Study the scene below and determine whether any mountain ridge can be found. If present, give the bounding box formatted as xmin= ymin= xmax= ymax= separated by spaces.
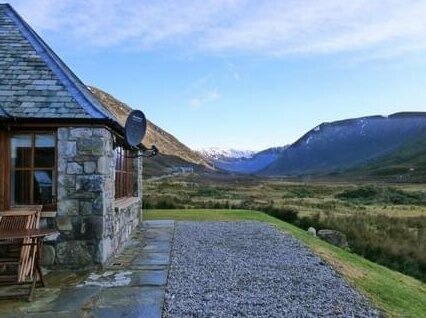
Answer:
xmin=196 ymin=112 xmax=426 ymax=179
xmin=88 ymin=86 xmax=214 ymax=176
xmin=87 ymin=89 xmax=426 ymax=181
xmin=261 ymin=112 xmax=426 ymax=176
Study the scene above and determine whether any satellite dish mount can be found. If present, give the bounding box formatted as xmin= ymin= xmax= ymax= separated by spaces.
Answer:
xmin=124 ymin=110 xmax=158 ymax=157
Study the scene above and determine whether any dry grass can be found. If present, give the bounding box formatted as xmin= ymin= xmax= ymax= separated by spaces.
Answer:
xmin=145 ymin=209 xmax=426 ymax=318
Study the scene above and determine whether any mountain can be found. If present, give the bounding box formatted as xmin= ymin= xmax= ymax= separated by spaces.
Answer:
xmin=342 ymin=128 xmax=426 ymax=182
xmin=201 ymin=147 xmax=286 ymax=174
xmin=197 ymin=147 xmax=256 ymax=161
xmin=260 ymin=112 xmax=426 ymax=177
xmin=87 ymin=90 xmax=426 ymax=180
xmin=88 ymin=86 xmax=214 ymax=177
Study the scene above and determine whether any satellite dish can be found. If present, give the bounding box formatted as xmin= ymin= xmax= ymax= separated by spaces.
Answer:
xmin=124 ymin=110 xmax=147 ymax=147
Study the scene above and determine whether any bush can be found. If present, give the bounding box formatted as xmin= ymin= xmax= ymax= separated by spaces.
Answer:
xmin=336 ymin=185 xmax=426 ymax=206
xmin=299 ymin=212 xmax=426 ymax=282
xmin=195 ymin=187 xmax=224 ymax=198
xmin=156 ymin=199 xmax=179 ymax=209
xmin=263 ymin=205 xmax=299 ymax=223
xmin=336 ymin=185 xmax=380 ymax=201
xmin=282 ymin=187 xmax=313 ymax=198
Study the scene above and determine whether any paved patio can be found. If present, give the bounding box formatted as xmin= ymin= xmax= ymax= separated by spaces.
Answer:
xmin=0 ymin=220 xmax=175 ymax=318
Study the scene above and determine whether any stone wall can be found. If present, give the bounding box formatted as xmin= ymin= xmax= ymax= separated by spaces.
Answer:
xmin=45 ymin=126 xmax=142 ymax=267
xmin=100 ymin=198 xmax=141 ymax=263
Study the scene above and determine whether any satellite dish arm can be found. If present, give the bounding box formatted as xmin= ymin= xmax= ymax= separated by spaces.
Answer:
xmin=126 ymin=145 xmax=158 ymax=158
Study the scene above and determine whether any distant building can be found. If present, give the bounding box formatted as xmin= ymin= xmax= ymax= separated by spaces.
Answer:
xmin=165 ymin=166 xmax=194 ymax=174
xmin=0 ymin=4 xmax=145 ymax=267
xmin=179 ymin=166 xmax=194 ymax=174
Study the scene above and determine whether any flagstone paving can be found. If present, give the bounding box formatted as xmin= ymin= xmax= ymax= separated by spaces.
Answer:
xmin=0 ymin=220 xmax=175 ymax=318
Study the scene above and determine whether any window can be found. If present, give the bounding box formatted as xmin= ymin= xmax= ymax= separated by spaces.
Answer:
xmin=10 ymin=133 xmax=56 ymax=209
xmin=115 ymin=147 xmax=135 ymax=199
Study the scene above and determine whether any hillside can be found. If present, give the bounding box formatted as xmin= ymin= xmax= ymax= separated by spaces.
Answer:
xmin=260 ymin=112 xmax=426 ymax=177
xmin=88 ymin=86 xmax=214 ymax=177
xmin=342 ymin=128 xmax=426 ymax=182
xmin=195 ymin=112 xmax=426 ymax=179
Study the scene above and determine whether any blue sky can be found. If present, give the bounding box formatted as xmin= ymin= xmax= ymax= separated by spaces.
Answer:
xmin=8 ymin=0 xmax=426 ymax=150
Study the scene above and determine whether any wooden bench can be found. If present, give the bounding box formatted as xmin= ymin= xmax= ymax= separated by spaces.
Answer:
xmin=0 ymin=205 xmax=42 ymax=300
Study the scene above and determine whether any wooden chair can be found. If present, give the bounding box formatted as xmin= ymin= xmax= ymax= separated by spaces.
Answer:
xmin=0 ymin=206 xmax=42 ymax=283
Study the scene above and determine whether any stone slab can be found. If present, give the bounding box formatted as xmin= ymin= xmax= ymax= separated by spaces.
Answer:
xmin=132 ymin=252 xmax=170 ymax=266
xmin=128 ymin=264 xmax=169 ymax=271
xmin=90 ymin=286 xmax=165 ymax=318
xmin=130 ymin=270 xmax=168 ymax=286
xmin=0 ymin=219 xmax=175 ymax=317
xmin=142 ymin=231 xmax=174 ymax=242
xmin=143 ymin=228 xmax=175 ymax=235
xmin=27 ymin=287 xmax=100 ymax=313
xmin=25 ymin=312 xmax=79 ymax=318
xmin=142 ymin=241 xmax=172 ymax=253
xmin=142 ymin=220 xmax=175 ymax=228
xmin=90 ymin=304 xmax=162 ymax=318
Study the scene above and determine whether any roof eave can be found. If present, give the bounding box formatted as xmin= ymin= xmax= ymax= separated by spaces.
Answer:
xmin=0 ymin=116 xmax=146 ymax=149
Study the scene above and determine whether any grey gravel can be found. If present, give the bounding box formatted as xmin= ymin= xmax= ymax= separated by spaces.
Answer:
xmin=164 ymin=221 xmax=379 ymax=318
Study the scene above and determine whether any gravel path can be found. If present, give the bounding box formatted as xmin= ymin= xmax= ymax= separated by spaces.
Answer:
xmin=164 ymin=221 xmax=379 ymax=318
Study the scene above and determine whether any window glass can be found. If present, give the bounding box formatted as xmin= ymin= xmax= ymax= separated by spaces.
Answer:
xmin=34 ymin=134 xmax=55 ymax=168
xmin=10 ymin=133 xmax=56 ymax=209
xmin=35 ymin=134 xmax=54 ymax=147
xmin=33 ymin=170 xmax=54 ymax=204
xmin=114 ymin=147 xmax=135 ymax=199
xmin=11 ymin=135 xmax=31 ymax=168
xmin=12 ymin=170 xmax=31 ymax=205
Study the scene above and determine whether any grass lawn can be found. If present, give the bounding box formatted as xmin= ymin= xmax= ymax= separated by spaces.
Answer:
xmin=145 ymin=209 xmax=426 ymax=318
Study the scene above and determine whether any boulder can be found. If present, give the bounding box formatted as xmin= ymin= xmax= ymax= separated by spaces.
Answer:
xmin=307 ymin=227 xmax=316 ymax=237
xmin=41 ymin=245 xmax=56 ymax=266
xmin=317 ymin=229 xmax=348 ymax=248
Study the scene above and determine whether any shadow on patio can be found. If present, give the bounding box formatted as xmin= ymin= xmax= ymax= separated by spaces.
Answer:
xmin=0 ymin=220 xmax=174 ymax=318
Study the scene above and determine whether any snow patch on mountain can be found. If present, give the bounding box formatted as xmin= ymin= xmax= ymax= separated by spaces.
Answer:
xmin=197 ymin=147 xmax=256 ymax=160
xmin=196 ymin=146 xmax=287 ymax=174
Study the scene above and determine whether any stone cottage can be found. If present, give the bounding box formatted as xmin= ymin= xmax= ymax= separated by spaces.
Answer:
xmin=0 ymin=4 xmax=147 ymax=266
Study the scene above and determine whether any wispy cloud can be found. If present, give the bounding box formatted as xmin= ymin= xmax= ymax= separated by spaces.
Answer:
xmin=186 ymin=73 xmax=221 ymax=108
xmin=9 ymin=0 xmax=426 ymax=58
xmin=187 ymin=73 xmax=214 ymax=93
xmin=189 ymin=90 xmax=221 ymax=108
xmin=226 ymin=62 xmax=241 ymax=81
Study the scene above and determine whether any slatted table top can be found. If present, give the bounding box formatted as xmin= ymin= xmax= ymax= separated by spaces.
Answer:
xmin=0 ymin=229 xmax=58 ymax=240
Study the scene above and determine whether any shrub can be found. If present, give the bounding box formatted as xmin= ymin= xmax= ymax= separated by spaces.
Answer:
xmin=299 ymin=212 xmax=426 ymax=282
xmin=336 ymin=185 xmax=380 ymax=201
xmin=263 ymin=205 xmax=299 ymax=223
xmin=336 ymin=185 xmax=426 ymax=206
xmin=156 ymin=199 xmax=179 ymax=209
xmin=282 ymin=187 xmax=313 ymax=198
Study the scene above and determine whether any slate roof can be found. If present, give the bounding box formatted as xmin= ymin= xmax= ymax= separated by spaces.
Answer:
xmin=0 ymin=4 xmax=118 ymax=123
xmin=0 ymin=104 xmax=9 ymax=118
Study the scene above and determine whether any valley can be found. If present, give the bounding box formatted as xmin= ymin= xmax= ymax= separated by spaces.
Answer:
xmin=144 ymin=176 xmax=426 ymax=282
xmin=2 ymin=2 xmax=425 ymax=316
xmin=94 ymin=86 xmax=426 ymax=284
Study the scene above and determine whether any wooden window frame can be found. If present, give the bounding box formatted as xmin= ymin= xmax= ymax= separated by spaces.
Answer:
xmin=7 ymin=131 xmax=57 ymax=211
xmin=115 ymin=147 xmax=135 ymax=199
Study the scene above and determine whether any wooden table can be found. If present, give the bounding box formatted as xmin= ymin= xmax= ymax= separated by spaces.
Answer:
xmin=0 ymin=229 xmax=58 ymax=301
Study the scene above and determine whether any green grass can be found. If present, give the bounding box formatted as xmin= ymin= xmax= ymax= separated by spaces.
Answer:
xmin=145 ymin=209 xmax=426 ymax=318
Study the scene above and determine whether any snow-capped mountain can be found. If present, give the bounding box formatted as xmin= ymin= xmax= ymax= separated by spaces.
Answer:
xmin=197 ymin=147 xmax=256 ymax=161
xmin=197 ymin=112 xmax=426 ymax=177
xmin=197 ymin=147 xmax=287 ymax=174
